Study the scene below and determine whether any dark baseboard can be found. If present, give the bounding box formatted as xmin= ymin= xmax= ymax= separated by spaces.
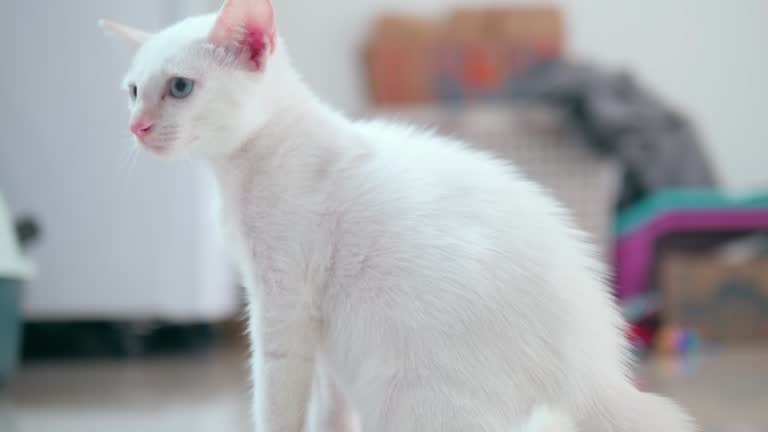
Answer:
xmin=21 ymin=321 xmax=218 ymax=361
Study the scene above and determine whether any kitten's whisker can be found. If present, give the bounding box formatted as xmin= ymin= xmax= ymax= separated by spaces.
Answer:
xmin=117 ymin=140 xmax=137 ymax=177
xmin=118 ymin=143 xmax=134 ymax=168
xmin=128 ymin=142 xmax=141 ymax=174
xmin=118 ymin=142 xmax=141 ymax=189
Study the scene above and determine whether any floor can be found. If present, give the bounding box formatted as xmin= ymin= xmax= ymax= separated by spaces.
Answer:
xmin=1 ymin=347 xmax=766 ymax=432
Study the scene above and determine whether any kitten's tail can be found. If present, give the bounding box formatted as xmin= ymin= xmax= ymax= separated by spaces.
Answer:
xmin=519 ymin=406 xmax=577 ymax=432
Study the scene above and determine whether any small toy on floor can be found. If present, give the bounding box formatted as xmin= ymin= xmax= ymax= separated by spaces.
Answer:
xmin=654 ymin=325 xmax=701 ymax=355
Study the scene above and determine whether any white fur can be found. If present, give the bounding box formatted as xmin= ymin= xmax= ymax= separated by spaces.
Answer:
xmin=104 ymin=2 xmax=695 ymax=431
xmin=522 ymin=407 xmax=577 ymax=432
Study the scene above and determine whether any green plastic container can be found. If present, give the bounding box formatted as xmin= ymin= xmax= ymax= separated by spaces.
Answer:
xmin=615 ymin=188 xmax=768 ymax=236
xmin=0 ymin=278 xmax=22 ymax=382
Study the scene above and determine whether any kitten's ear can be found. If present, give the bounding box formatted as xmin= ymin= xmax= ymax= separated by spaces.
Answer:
xmin=209 ymin=0 xmax=277 ymax=68
xmin=98 ymin=19 xmax=151 ymax=51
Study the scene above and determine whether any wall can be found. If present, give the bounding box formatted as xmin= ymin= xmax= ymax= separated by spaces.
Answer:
xmin=266 ymin=0 xmax=768 ymax=193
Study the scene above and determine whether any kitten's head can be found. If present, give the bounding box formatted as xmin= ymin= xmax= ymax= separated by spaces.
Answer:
xmin=101 ymin=0 xmax=281 ymax=158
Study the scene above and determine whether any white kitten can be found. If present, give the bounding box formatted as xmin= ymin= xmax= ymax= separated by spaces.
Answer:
xmin=101 ymin=1 xmax=694 ymax=431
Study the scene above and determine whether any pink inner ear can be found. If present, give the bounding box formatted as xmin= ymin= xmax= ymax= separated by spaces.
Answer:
xmin=210 ymin=0 xmax=276 ymax=68
xmin=243 ymin=27 xmax=269 ymax=64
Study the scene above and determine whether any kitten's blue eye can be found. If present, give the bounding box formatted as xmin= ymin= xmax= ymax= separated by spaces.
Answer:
xmin=169 ymin=77 xmax=194 ymax=99
xmin=129 ymin=84 xmax=137 ymax=101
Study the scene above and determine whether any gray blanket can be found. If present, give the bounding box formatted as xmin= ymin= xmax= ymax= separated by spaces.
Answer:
xmin=509 ymin=61 xmax=718 ymax=209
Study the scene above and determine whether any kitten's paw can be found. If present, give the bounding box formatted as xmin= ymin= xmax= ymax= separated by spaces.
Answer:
xmin=521 ymin=406 xmax=577 ymax=432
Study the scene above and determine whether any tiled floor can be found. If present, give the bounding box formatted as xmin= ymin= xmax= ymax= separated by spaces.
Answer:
xmin=0 ymin=349 xmax=253 ymax=432
xmin=637 ymin=348 xmax=768 ymax=432
xmin=1 ymin=347 xmax=766 ymax=432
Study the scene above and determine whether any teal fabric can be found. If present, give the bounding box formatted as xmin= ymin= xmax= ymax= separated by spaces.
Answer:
xmin=0 ymin=278 xmax=21 ymax=382
xmin=615 ymin=188 xmax=768 ymax=236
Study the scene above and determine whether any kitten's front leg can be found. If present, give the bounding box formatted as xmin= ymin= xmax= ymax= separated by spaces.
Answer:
xmin=261 ymin=313 xmax=320 ymax=432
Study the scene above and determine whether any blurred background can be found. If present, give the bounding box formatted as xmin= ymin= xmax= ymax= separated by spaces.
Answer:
xmin=1 ymin=1 xmax=767 ymax=431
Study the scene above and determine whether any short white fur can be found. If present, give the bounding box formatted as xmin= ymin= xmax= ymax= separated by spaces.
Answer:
xmin=101 ymin=1 xmax=695 ymax=431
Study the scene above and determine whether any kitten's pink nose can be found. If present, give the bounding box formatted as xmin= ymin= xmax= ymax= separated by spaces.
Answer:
xmin=130 ymin=119 xmax=154 ymax=139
